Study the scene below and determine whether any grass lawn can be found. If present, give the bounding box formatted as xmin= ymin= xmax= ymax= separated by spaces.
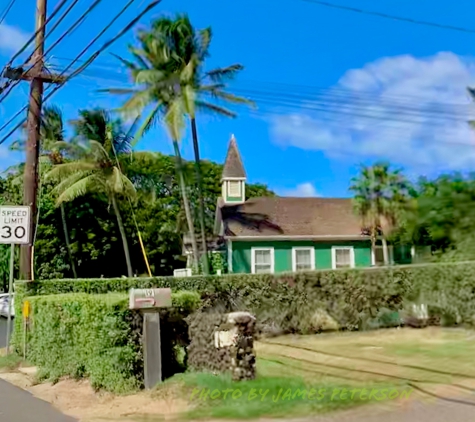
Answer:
xmin=153 ymin=366 xmax=404 ymax=420
xmin=140 ymin=327 xmax=475 ymax=420
xmin=257 ymin=327 xmax=475 ymax=393
xmin=2 ymin=328 xmax=473 ymax=421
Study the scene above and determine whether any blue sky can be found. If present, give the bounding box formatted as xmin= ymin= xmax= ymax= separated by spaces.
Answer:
xmin=2 ymin=0 xmax=475 ymax=197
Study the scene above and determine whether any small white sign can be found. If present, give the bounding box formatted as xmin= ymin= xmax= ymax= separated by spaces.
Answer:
xmin=0 ymin=206 xmax=31 ymax=245
xmin=214 ymin=330 xmax=238 ymax=348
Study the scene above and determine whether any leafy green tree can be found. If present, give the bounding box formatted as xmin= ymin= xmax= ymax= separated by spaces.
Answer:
xmin=45 ymin=109 xmax=136 ymax=277
xmin=350 ymin=162 xmax=411 ymax=264
xmin=10 ymin=105 xmax=79 ymax=277
xmin=106 ymin=14 xmax=252 ymax=274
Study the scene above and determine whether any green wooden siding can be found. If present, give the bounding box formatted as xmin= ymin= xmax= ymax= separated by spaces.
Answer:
xmin=230 ymin=240 xmax=372 ymax=274
xmin=226 ymin=195 xmax=244 ymax=202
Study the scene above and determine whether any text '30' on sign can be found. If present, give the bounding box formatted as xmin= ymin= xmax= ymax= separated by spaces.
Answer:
xmin=0 ymin=206 xmax=31 ymax=244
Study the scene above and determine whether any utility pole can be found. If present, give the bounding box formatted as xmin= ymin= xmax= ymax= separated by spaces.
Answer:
xmin=3 ymin=0 xmax=62 ymax=280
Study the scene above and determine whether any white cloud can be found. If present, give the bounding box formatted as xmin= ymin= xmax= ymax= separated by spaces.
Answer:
xmin=0 ymin=23 xmax=30 ymax=54
xmin=280 ymin=182 xmax=320 ymax=197
xmin=270 ymin=52 xmax=475 ymax=171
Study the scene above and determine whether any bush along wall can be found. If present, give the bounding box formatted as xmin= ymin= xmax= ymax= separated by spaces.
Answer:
xmin=13 ymin=260 xmax=475 ymax=345
xmin=20 ymin=290 xmax=200 ymax=393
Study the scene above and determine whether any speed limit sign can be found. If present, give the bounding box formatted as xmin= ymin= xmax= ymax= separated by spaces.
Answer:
xmin=0 ymin=206 xmax=31 ymax=245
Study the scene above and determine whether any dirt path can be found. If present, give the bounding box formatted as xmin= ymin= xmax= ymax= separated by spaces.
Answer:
xmin=1 ymin=370 xmax=475 ymax=422
xmin=0 ymin=371 xmax=189 ymax=422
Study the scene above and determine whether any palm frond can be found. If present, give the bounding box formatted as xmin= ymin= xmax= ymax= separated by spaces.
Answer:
xmin=196 ymin=27 xmax=212 ymax=60
xmin=133 ymin=102 xmax=162 ymax=145
xmin=206 ymin=64 xmax=244 ymax=82
xmin=52 ymin=170 xmax=94 ymax=197
xmin=164 ymin=100 xmax=185 ymax=141
xmin=110 ymin=52 xmax=139 ymax=71
xmin=9 ymin=139 xmax=25 ymax=151
xmin=55 ymin=174 xmax=100 ymax=205
xmin=88 ymin=140 xmax=112 ymax=162
xmin=119 ymin=90 xmax=154 ymax=116
xmin=182 ymin=84 xmax=196 ymax=117
xmin=97 ymin=88 xmax=139 ymax=95
xmin=206 ymin=90 xmax=255 ymax=107
xmin=45 ymin=162 xmax=96 ymax=181
xmin=195 ymin=101 xmax=236 ymax=117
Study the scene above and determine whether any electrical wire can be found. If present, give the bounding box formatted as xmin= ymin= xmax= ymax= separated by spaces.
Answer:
xmin=48 ymin=65 xmax=475 ymax=122
xmin=0 ymin=0 xmax=109 ymax=134
xmin=0 ymin=0 xmax=68 ymax=104
xmin=302 ymin=0 xmax=475 ymax=34
xmin=7 ymin=0 xmax=69 ymax=64
xmin=0 ymin=0 xmax=163 ymax=147
xmin=0 ymin=0 xmax=97 ymax=106
xmin=0 ymin=0 xmax=16 ymax=26
xmin=47 ymin=60 xmax=475 ymax=110
xmin=60 ymin=70 xmax=475 ymax=128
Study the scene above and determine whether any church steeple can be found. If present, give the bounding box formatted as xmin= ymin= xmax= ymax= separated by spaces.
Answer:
xmin=221 ymin=135 xmax=246 ymax=203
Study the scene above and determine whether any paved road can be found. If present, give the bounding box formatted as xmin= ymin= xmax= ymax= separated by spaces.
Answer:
xmin=0 ymin=379 xmax=77 ymax=421
xmin=316 ymin=400 xmax=475 ymax=422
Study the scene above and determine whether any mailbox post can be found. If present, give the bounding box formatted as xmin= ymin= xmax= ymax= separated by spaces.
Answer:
xmin=129 ymin=288 xmax=172 ymax=389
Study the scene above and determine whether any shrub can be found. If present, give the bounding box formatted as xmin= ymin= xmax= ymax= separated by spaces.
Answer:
xmin=22 ymin=290 xmax=200 ymax=393
xmin=13 ymin=260 xmax=475 ymax=343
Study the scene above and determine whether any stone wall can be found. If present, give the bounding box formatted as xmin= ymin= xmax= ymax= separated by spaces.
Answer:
xmin=187 ymin=311 xmax=256 ymax=381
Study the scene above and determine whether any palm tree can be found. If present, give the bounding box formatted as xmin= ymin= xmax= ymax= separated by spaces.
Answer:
xmin=45 ymin=109 xmax=136 ymax=277
xmin=10 ymin=105 xmax=79 ymax=278
xmin=350 ymin=162 xmax=410 ymax=266
xmin=105 ymin=14 xmax=253 ymax=274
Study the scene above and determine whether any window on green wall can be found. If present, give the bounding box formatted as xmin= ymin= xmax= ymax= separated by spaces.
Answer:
xmin=332 ymin=246 xmax=355 ymax=269
xmin=251 ymin=247 xmax=274 ymax=274
xmin=292 ymin=247 xmax=315 ymax=272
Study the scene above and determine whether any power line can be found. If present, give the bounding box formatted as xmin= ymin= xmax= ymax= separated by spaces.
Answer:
xmin=46 ymin=72 xmax=475 ymax=153
xmin=302 ymin=0 xmax=475 ymax=34
xmin=0 ymin=0 xmax=163 ymax=147
xmin=58 ymin=68 xmax=475 ymax=124
xmin=0 ymin=0 xmax=16 ymax=26
xmin=49 ymin=62 xmax=475 ymax=114
xmin=0 ymin=0 xmax=72 ymax=104
xmin=8 ymin=0 xmax=69 ymax=64
xmin=0 ymin=0 xmax=100 ymax=131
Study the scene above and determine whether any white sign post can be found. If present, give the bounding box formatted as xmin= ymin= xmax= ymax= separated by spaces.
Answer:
xmin=0 ymin=206 xmax=31 ymax=355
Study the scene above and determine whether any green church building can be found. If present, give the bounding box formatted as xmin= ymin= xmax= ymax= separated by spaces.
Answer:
xmin=213 ymin=136 xmax=414 ymax=274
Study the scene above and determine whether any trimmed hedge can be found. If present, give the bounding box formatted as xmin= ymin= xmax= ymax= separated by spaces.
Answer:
xmin=13 ymin=260 xmax=475 ymax=346
xmin=22 ymin=291 xmax=200 ymax=393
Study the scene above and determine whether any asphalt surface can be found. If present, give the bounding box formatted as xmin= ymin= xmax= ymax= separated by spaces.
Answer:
xmin=0 ymin=379 xmax=77 ymax=421
xmin=1 ymin=319 xmax=75 ymax=421
xmin=309 ymin=399 xmax=475 ymax=422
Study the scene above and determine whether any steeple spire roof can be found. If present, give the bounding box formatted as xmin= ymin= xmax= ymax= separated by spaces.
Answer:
xmin=222 ymin=134 xmax=246 ymax=179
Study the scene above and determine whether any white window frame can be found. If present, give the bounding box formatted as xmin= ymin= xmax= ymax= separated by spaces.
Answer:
xmin=251 ymin=247 xmax=274 ymax=274
xmin=292 ymin=247 xmax=315 ymax=272
xmin=228 ymin=180 xmax=241 ymax=197
xmin=331 ymin=246 xmax=355 ymax=270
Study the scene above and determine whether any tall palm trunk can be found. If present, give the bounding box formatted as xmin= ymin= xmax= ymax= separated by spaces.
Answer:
xmin=60 ymin=204 xmax=78 ymax=278
xmin=172 ymin=140 xmax=199 ymax=272
xmin=190 ymin=117 xmax=209 ymax=275
xmin=111 ymin=195 xmax=133 ymax=277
